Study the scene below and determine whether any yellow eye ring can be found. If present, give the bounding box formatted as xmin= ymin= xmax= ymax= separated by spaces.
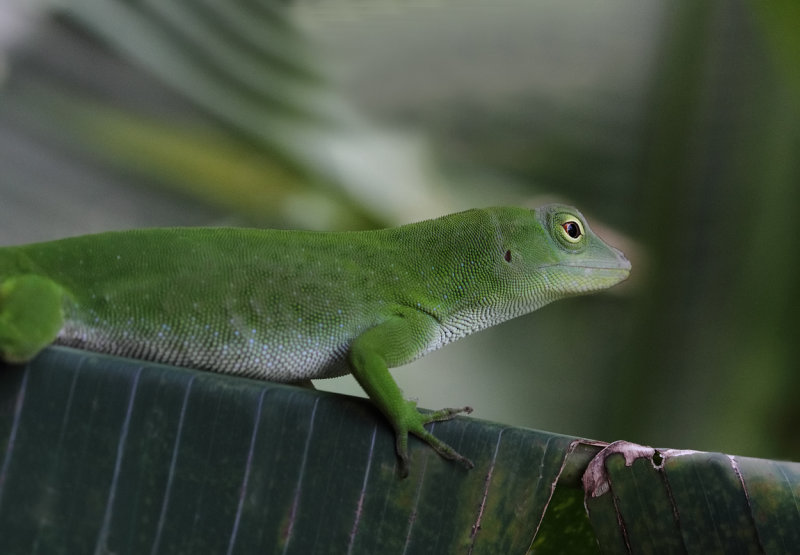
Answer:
xmin=548 ymin=210 xmax=587 ymax=250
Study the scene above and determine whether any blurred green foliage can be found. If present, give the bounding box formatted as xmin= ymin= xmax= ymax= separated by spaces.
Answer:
xmin=617 ymin=0 xmax=799 ymax=459
xmin=0 ymin=0 xmax=797 ymax=461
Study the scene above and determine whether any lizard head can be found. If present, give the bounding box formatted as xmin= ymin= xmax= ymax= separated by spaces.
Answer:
xmin=535 ymin=203 xmax=630 ymax=294
xmin=493 ymin=204 xmax=631 ymax=306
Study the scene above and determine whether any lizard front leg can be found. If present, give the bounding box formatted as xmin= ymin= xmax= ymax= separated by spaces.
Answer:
xmin=348 ymin=306 xmax=473 ymax=477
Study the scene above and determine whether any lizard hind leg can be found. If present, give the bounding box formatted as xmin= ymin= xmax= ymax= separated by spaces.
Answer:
xmin=0 ymin=275 xmax=66 ymax=363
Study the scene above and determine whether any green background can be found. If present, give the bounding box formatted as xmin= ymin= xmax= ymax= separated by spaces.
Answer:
xmin=1 ymin=0 xmax=798 ymax=464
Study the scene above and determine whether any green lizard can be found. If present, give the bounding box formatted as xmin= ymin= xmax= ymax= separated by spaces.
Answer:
xmin=0 ymin=204 xmax=629 ymax=475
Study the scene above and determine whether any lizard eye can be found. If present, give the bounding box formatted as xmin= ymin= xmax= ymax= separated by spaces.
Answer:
xmin=562 ymin=221 xmax=582 ymax=240
xmin=546 ymin=210 xmax=590 ymax=253
xmin=550 ymin=209 xmax=587 ymax=250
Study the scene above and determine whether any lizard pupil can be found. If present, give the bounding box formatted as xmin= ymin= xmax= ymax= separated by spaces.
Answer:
xmin=563 ymin=221 xmax=581 ymax=239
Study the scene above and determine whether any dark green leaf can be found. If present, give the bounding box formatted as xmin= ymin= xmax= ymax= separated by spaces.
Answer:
xmin=0 ymin=347 xmax=575 ymax=554
xmin=3 ymin=348 xmax=798 ymax=553
xmin=582 ymin=441 xmax=800 ymax=553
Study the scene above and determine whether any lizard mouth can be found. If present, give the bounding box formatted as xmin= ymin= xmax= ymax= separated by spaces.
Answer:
xmin=554 ymin=264 xmax=630 ymax=293
xmin=558 ymin=246 xmax=631 ymax=275
xmin=539 ymin=248 xmax=631 ymax=293
xmin=540 ymin=246 xmax=631 ymax=275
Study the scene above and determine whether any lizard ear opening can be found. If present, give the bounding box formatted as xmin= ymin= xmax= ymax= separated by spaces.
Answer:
xmin=504 ymin=250 xmax=512 ymax=262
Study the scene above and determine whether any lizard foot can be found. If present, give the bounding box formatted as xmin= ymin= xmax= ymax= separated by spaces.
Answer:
xmin=395 ymin=401 xmax=474 ymax=478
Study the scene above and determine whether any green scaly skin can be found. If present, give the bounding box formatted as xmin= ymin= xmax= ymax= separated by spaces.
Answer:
xmin=0 ymin=204 xmax=630 ymax=476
